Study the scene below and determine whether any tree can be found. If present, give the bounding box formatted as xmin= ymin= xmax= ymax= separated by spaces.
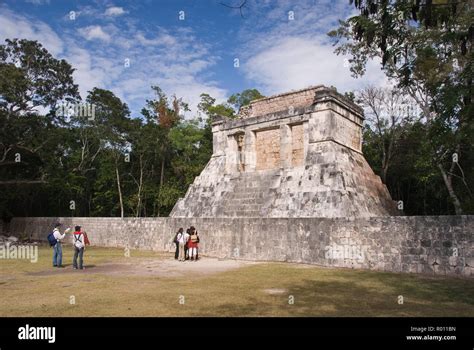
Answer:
xmin=329 ymin=0 xmax=473 ymax=214
xmin=0 ymin=39 xmax=79 ymax=187
xmin=227 ymin=88 xmax=264 ymax=110
xmin=141 ymin=86 xmax=189 ymax=216
xmin=357 ymin=86 xmax=414 ymax=183
xmin=0 ymin=39 xmax=78 ymax=116
xmin=85 ymin=88 xmax=132 ymax=218
xmin=198 ymin=93 xmax=235 ymax=120
xmin=0 ymin=37 xmax=220 ymax=218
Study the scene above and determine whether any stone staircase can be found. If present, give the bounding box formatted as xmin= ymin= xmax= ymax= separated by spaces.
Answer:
xmin=220 ymin=170 xmax=281 ymax=217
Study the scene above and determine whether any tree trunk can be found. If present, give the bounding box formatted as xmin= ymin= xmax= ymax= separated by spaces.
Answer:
xmin=406 ymin=87 xmax=464 ymax=215
xmin=382 ymin=135 xmax=395 ymax=184
xmin=0 ymin=180 xmax=47 ymax=185
xmin=157 ymin=156 xmax=165 ymax=217
xmin=438 ymin=163 xmax=463 ymax=215
xmin=135 ymin=155 xmax=144 ymax=217
xmin=381 ymin=148 xmax=388 ymax=184
xmin=160 ymin=157 xmax=165 ymax=189
xmin=115 ymin=161 xmax=124 ymax=218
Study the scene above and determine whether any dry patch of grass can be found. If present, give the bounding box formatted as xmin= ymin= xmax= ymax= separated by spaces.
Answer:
xmin=0 ymin=246 xmax=473 ymax=317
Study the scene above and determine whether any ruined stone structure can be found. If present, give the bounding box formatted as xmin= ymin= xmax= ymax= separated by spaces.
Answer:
xmin=4 ymin=89 xmax=472 ymax=279
xmin=171 ymin=85 xmax=398 ymax=218
xmin=14 ymin=88 xmax=472 ymax=280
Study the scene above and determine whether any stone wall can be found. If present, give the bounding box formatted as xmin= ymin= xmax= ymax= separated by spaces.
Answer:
xmin=291 ymin=123 xmax=304 ymax=167
xmin=5 ymin=216 xmax=473 ymax=277
xmin=255 ymin=128 xmax=281 ymax=170
xmin=240 ymin=85 xmax=330 ymax=118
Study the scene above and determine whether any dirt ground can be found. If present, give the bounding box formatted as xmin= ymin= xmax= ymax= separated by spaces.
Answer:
xmin=2 ymin=246 xmax=473 ymax=317
xmin=27 ymin=255 xmax=259 ymax=278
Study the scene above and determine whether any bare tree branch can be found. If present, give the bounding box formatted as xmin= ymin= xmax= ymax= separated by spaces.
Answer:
xmin=220 ymin=0 xmax=248 ymax=18
xmin=0 ymin=180 xmax=47 ymax=185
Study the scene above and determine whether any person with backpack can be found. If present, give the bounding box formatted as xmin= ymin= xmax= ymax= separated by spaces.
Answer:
xmin=176 ymin=228 xmax=189 ymax=262
xmin=72 ymin=225 xmax=89 ymax=270
xmin=188 ymin=227 xmax=200 ymax=261
xmin=49 ymin=222 xmax=71 ymax=268
xmin=173 ymin=228 xmax=183 ymax=260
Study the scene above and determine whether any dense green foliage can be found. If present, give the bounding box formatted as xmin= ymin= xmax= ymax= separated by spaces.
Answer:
xmin=0 ymin=39 xmax=264 ymax=217
xmin=329 ymin=0 xmax=473 ymax=214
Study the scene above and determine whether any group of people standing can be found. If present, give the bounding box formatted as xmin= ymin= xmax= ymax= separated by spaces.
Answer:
xmin=49 ymin=222 xmax=90 ymax=270
xmin=174 ymin=226 xmax=200 ymax=261
xmin=49 ymin=222 xmax=197 ymax=267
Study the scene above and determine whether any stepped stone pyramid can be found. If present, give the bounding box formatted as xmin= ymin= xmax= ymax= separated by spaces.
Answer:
xmin=171 ymin=85 xmax=398 ymax=218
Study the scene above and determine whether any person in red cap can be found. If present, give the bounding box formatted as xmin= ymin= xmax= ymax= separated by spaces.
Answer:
xmin=72 ymin=225 xmax=89 ymax=269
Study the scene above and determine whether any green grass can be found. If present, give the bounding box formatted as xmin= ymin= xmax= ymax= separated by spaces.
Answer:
xmin=1 ymin=245 xmax=473 ymax=317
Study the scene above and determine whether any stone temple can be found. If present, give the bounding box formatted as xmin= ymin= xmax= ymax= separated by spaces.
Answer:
xmin=171 ymin=85 xmax=398 ymax=218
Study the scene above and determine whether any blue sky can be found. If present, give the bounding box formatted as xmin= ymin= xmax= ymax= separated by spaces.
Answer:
xmin=0 ymin=0 xmax=387 ymax=118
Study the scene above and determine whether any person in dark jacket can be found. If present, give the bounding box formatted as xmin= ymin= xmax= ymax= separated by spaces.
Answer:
xmin=184 ymin=228 xmax=191 ymax=260
xmin=173 ymin=228 xmax=183 ymax=260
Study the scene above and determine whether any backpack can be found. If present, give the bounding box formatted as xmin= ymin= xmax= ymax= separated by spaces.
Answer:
xmin=190 ymin=234 xmax=199 ymax=243
xmin=47 ymin=232 xmax=57 ymax=247
xmin=73 ymin=233 xmax=84 ymax=248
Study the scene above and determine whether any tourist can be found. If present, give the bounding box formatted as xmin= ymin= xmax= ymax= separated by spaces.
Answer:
xmin=177 ymin=228 xmax=189 ymax=262
xmin=72 ymin=225 xmax=88 ymax=270
xmin=184 ymin=228 xmax=191 ymax=260
xmin=195 ymin=229 xmax=201 ymax=260
xmin=188 ymin=227 xmax=200 ymax=261
xmin=173 ymin=228 xmax=183 ymax=260
xmin=51 ymin=222 xmax=71 ymax=268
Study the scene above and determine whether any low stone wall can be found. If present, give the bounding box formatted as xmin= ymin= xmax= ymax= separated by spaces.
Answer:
xmin=4 ymin=216 xmax=473 ymax=277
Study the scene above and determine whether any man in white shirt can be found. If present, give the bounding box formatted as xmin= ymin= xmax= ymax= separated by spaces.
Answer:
xmin=177 ymin=229 xmax=190 ymax=261
xmin=52 ymin=222 xmax=71 ymax=268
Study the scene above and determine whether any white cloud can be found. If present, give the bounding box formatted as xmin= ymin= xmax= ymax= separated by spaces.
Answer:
xmin=64 ymin=44 xmax=120 ymax=98
xmin=243 ymin=36 xmax=387 ymax=95
xmin=0 ymin=7 xmax=63 ymax=56
xmin=25 ymin=0 xmax=50 ymax=5
xmin=237 ymin=0 xmax=388 ymax=95
xmin=0 ymin=5 xmax=231 ymax=118
xmin=105 ymin=7 xmax=127 ymax=17
xmin=135 ymin=31 xmax=176 ymax=47
xmin=78 ymin=25 xmax=111 ymax=42
xmin=111 ymin=27 xmax=226 ymax=116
